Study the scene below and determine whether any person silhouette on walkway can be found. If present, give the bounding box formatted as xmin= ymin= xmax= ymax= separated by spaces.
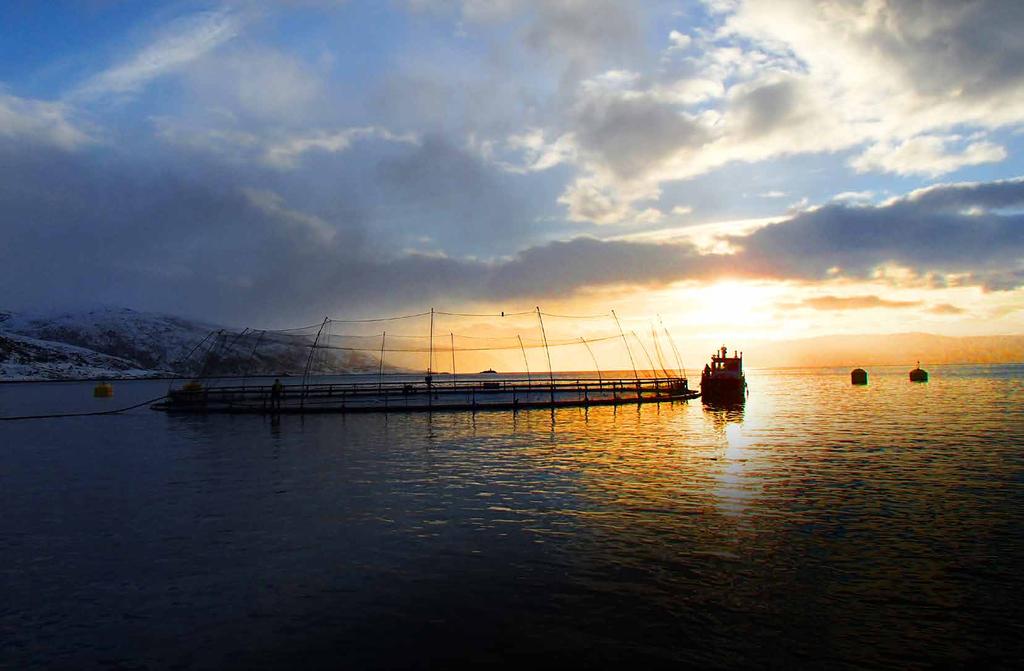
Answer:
xmin=271 ymin=378 xmax=283 ymax=410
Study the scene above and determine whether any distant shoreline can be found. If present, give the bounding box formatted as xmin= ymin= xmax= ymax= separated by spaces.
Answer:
xmin=3 ymin=361 xmax=1022 ymax=384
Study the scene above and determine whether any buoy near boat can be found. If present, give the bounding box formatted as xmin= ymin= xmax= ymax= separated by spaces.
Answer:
xmin=909 ymin=362 xmax=928 ymax=382
xmin=851 ymin=368 xmax=868 ymax=385
xmin=93 ymin=382 xmax=114 ymax=398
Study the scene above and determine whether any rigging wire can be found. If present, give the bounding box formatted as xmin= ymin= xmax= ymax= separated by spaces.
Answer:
xmin=434 ymin=310 xmax=535 ymax=317
xmin=326 ymin=311 xmax=432 ymax=323
xmin=297 ymin=334 xmax=622 ymax=353
xmin=539 ymin=311 xmax=610 ymax=319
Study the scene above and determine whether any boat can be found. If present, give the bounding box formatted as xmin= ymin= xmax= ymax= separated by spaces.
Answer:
xmin=479 ymin=368 xmax=498 ymax=374
xmin=700 ymin=346 xmax=746 ymax=402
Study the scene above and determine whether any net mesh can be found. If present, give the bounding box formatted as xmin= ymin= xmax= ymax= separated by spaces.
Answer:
xmin=175 ymin=309 xmax=687 ymax=381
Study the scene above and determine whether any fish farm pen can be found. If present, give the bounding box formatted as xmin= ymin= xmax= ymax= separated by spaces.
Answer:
xmin=153 ymin=307 xmax=698 ymax=414
xmin=152 ymin=376 xmax=696 ymax=414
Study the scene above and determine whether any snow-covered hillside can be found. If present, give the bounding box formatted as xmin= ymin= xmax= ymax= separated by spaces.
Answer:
xmin=0 ymin=307 xmax=380 ymax=381
xmin=0 ymin=331 xmax=156 ymax=380
xmin=2 ymin=307 xmax=217 ymax=371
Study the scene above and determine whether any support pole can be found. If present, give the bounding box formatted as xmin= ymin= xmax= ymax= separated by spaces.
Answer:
xmin=451 ymin=332 xmax=456 ymax=390
xmin=302 ymin=317 xmax=329 ymax=402
xmin=631 ymin=330 xmax=659 ymax=379
xmin=428 ymin=308 xmax=434 ymax=376
xmin=659 ymin=315 xmax=686 ymax=379
xmin=196 ymin=329 xmax=226 ymax=380
xmin=207 ymin=327 xmax=251 ymax=389
xmin=378 ymin=331 xmax=386 ymax=392
xmin=427 ymin=308 xmax=435 ymax=411
xmin=651 ymin=325 xmax=672 ymax=379
xmin=242 ymin=330 xmax=267 ymax=389
xmin=580 ymin=337 xmax=602 ymax=383
xmin=320 ymin=321 xmax=331 ymax=377
xmin=536 ymin=307 xmax=554 ymax=403
xmin=517 ymin=334 xmax=531 ymax=383
xmin=612 ymin=309 xmax=639 ymax=386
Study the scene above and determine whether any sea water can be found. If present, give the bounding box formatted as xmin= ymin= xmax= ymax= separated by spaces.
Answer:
xmin=2 ymin=365 xmax=1023 ymax=668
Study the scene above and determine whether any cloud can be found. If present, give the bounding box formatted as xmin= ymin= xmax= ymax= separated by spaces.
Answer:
xmin=667 ymin=30 xmax=691 ymax=51
xmin=241 ymin=187 xmax=336 ymax=242
xmin=71 ymin=9 xmax=241 ymax=100
xmin=831 ymin=190 xmax=874 ymax=203
xmin=791 ymin=295 xmax=922 ymax=311
xmin=929 ymin=303 xmax=966 ymax=315
xmin=538 ymin=1 xmax=1024 ymax=224
xmin=0 ymin=92 xmax=91 ymax=149
xmin=263 ymin=127 xmax=419 ymax=168
xmin=575 ymin=93 xmax=709 ymax=180
xmin=181 ymin=46 xmax=324 ymax=123
xmin=3 ymin=123 xmax=1022 ymax=327
xmin=851 ymin=135 xmax=1006 ymax=177
xmin=465 ymin=0 xmax=643 ymax=67
xmin=730 ymin=177 xmax=1024 ymax=289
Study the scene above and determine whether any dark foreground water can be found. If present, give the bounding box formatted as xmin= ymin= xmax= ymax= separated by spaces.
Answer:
xmin=2 ymin=366 xmax=1023 ymax=669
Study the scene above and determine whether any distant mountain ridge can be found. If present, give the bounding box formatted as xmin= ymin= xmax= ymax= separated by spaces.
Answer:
xmin=0 ymin=307 xmax=379 ymax=381
xmin=740 ymin=332 xmax=1024 ymax=368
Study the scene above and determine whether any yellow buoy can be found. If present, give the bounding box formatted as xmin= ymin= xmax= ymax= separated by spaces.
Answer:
xmin=93 ymin=382 xmax=114 ymax=398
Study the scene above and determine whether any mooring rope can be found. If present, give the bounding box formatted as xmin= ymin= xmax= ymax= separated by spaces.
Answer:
xmin=0 ymin=394 xmax=170 ymax=422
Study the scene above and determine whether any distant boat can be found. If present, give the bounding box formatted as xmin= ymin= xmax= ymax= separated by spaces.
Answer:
xmin=479 ymin=368 xmax=498 ymax=374
xmin=700 ymin=346 xmax=747 ymax=401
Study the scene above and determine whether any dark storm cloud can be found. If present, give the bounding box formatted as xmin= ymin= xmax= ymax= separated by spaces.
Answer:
xmin=0 ymin=133 xmax=693 ymax=324
xmin=4 ymin=114 xmax=1023 ymax=327
xmin=484 ymin=236 xmax=712 ymax=298
xmin=729 ymin=178 xmax=1024 ymax=289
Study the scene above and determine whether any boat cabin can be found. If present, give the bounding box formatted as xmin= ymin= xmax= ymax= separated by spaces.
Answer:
xmin=705 ymin=346 xmax=743 ymax=378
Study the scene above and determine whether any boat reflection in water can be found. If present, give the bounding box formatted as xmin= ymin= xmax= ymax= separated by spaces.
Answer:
xmin=701 ymin=397 xmax=746 ymax=428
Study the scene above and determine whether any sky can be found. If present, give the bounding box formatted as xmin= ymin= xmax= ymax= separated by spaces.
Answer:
xmin=2 ymin=0 xmax=1024 ymax=355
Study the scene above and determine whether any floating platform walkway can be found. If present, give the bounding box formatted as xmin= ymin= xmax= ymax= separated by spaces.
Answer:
xmin=152 ymin=376 xmax=698 ymax=415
